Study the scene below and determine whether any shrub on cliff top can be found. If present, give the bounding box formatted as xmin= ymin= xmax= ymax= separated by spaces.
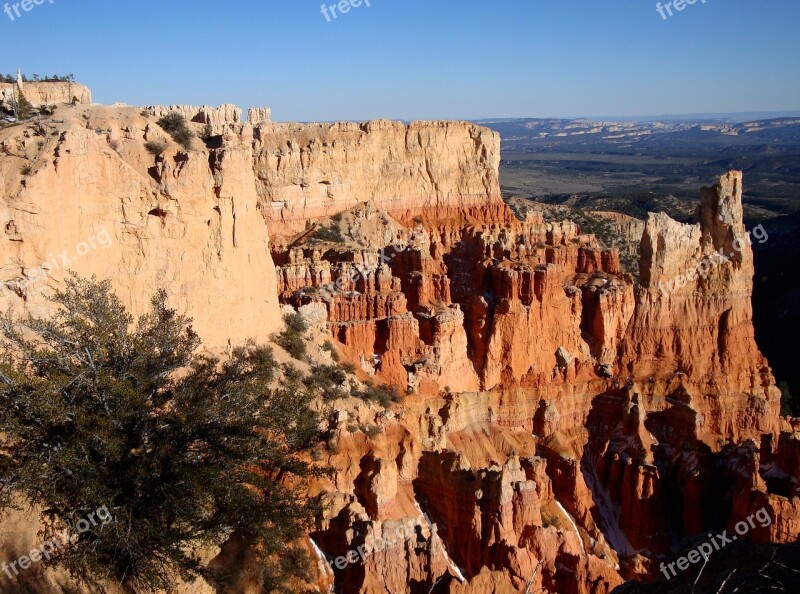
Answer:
xmin=16 ymin=90 xmax=34 ymax=119
xmin=156 ymin=112 xmax=194 ymax=150
xmin=0 ymin=275 xmax=321 ymax=592
xmin=311 ymin=223 xmax=345 ymax=243
xmin=305 ymin=363 xmax=348 ymax=401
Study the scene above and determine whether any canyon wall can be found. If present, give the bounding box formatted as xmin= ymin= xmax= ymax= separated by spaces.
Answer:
xmin=275 ymin=169 xmax=796 ymax=592
xmin=250 ymin=119 xmax=507 ymax=237
xmin=0 ymin=104 xmax=281 ymax=350
xmin=0 ymin=102 xmax=797 ymax=593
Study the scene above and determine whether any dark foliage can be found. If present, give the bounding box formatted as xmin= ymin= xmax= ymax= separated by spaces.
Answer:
xmin=305 ymin=364 xmax=348 ymax=402
xmin=273 ymin=313 xmax=308 ymax=359
xmin=0 ymin=276 xmax=321 ymax=592
xmin=144 ymin=140 xmax=166 ymax=156
xmin=156 ymin=112 xmax=194 ymax=150
xmin=358 ymin=381 xmax=400 ymax=408
xmin=311 ymin=223 xmax=345 ymax=243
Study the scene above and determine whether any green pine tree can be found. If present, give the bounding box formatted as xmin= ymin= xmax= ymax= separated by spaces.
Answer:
xmin=0 ymin=275 xmax=321 ymax=592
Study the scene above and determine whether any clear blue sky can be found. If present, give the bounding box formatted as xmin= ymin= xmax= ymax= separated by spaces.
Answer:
xmin=2 ymin=0 xmax=799 ymax=121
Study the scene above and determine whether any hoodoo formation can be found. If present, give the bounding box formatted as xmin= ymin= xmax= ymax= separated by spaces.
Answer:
xmin=0 ymin=92 xmax=797 ymax=593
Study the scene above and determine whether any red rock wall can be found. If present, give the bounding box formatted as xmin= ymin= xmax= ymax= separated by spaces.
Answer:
xmin=285 ymin=172 xmax=797 ymax=593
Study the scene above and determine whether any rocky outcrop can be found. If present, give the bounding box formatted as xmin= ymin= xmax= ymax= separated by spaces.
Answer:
xmin=250 ymin=119 xmax=506 ymax=237
xmin=144 ymin=103 xmax=242 ymax=127
xmin=247 ymin=107 xmax=271 ymax=123
xmin=621 ymin=171 xmax=781 ymax=443
xmin=0 ymin=81 xmax=92 ymax=111
xmin=288 ymin=172 xmax=796 ymax=593
xmin=278 ymin=208 xmax=627 ymax=395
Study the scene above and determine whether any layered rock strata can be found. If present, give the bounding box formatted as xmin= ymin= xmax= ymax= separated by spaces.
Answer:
xmin=0 ymin=104 xmax=281 ymax=349
xmin=144 ymin=103 xmax=243 ymax=127
xmin=278 ymin=172 xmax=796 ymax=593
xmin=252 ymin=119 xmax=506 ymax=237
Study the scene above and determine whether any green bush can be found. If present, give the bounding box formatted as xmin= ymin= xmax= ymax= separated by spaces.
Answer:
xmin=16 ymin=90 xmax=34 ymax=119
xmin=305 ymin=364 xmax=348 ymax=402
xmin=322 ymin=340 xmax=340 ymax=362
xmin=283 ymin=312 xmax=308 ymax=334
xmin=361 ymin=424 xmax=382 ymax=439
xmin=0 ymin=275 xmax=321 ymax=592
xmin=144 ymin=140 xmax=166 ymax=156
xmin=358 ymin=381 xmax=400 ymax=408
xmin=312 ymin=223 xmax=345 ymax=243
xmin=274 ymin=312 xmax=308 ymax=359
xmin=156 ymin=112 xmax=194 ymax=150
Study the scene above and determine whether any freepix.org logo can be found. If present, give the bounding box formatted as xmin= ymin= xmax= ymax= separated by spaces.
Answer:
xmin=321 ymin=0 xmax=371 ymax=22
xmin=656 ymin=0 xmax=707 ymax=21
xmin=4 ymin=0 xmax=54 ymax=22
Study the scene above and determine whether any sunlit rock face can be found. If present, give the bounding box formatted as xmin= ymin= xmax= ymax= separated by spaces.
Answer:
xmin=0 ymin=105 xmax=282 ymax=350
xmin=278 ymin=170 xmax=794 ymax=592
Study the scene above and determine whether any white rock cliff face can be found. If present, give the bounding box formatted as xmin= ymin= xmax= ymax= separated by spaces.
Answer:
xmin=0 ymin=105 xmax=281 ymax=350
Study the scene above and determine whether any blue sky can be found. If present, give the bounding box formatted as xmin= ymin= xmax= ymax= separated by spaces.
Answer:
xmin=2 ymin=0 xmax=799 ymax=121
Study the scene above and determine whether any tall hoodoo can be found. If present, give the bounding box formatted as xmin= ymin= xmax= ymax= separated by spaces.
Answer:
xmin=624 ymin=171 xmax=781 ymax=442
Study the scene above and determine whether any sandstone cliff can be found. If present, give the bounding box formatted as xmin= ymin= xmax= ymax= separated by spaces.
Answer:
xmin=251 ymin=119 xmax=505 ymax=237
xmin=0 ymin=81 xmax=92 ymax=111
xmin=144 ymin=103 xmax=243 ymax=127
xmin=0 ymin=104 xmax=281 ymax=349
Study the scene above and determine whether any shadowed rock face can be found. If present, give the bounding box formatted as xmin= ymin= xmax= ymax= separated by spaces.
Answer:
xmin=611 ymin=540 xmax=800 ymax=594
xmin=0 ymin=102 xmax=797 ymax=593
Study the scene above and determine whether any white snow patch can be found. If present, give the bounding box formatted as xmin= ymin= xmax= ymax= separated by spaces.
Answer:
xmin=413 ymin=499 xmax=465 ymax=583
xmin=309 ymin=537 xmax=334 ymax=591
xmin=555 ymin=499 xmax=586 ymax=555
